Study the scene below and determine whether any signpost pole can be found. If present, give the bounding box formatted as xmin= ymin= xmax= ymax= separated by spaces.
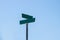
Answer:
xmin=26 ymin=23 xmax=28 ymax=40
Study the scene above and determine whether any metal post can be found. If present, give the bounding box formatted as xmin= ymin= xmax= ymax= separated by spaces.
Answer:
xmin=26 ymin=23 xmax=28 ymax=40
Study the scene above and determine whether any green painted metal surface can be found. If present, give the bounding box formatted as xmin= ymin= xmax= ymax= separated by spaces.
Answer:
xmin=22 ymin=14 xmax=33 ymax=19
xmin=20 ymin=14 xmax=35 ymax=24
xmin=20 ymin=18 xmax=35 ymax=24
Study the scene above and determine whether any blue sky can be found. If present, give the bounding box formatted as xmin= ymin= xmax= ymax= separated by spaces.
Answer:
xmin=0 ymin=0 xmax=60 ymax=40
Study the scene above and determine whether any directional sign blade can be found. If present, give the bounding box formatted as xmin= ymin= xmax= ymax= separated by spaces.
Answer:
xmin=22 ymin=14 xmax=33 ymax=19
xmin=20 ymin=18 xmax=35 ymax=24
xmin=20 ymin=13 xmax=35 ymax=24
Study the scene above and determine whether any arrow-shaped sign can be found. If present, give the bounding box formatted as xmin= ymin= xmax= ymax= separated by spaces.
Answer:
xmin=20 ymin=14 xmax=35 ymax=24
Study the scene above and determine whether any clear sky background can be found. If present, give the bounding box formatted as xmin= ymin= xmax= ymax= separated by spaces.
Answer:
xmin=0 ymin=0 xmax=60 ymax=40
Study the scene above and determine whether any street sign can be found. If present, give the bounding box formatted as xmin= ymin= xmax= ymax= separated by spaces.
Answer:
xmin=20 ymin=13 xmax=35 ymax=40
xmin=22 ymin=14 xmax=33 ymax=19
xmin=20 ymin=18 xmax=35 ymax=24
xmin=20 ymin=14 xmax=35 ymax=24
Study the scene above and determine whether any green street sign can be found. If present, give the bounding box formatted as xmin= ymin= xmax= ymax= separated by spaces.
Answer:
xmin=22 ymin=14 xmax=33 ymax=19
xmin=20 ymin=18 xmax=35 ymax=24
xmin=20 ymin=14 xmax=35 ymax=24
xmin=20 ymin=13 xmax=35 ymax=40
